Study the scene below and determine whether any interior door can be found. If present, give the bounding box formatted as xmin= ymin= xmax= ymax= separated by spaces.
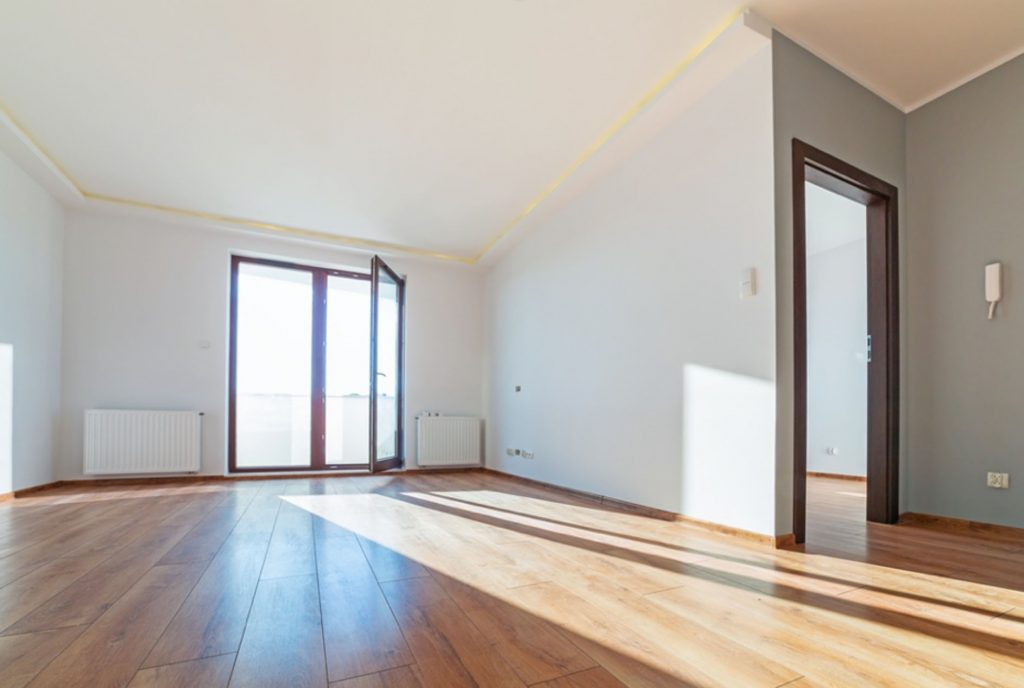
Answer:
xmin=369 ymin=255 xmax=405 ymax=472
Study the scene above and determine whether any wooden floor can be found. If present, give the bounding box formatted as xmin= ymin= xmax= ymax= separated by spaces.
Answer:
xmin=2 ymin=473 xmax=1024 ymax=687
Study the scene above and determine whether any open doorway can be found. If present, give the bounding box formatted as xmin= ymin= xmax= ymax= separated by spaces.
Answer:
xmin=804 ymin=182 xmax=869 ymax=534
xmin=792 ymin=140 xmax=899 ymax=545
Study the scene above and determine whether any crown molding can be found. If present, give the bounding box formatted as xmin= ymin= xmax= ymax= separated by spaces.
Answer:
xmin=0 ymin=99 xmax=476 ymax=263
xmin=1 ymin=6 xmax=752 ymax=266
xmin=902 ymin=43 xmax=1024 ymax=113
xmin=80 ymin=191 xmax=477 ymax=264
xmin=472 ymin=6 xmax=753 ymax=261
xmin=0 ymin=102 xmax=83 ymax=202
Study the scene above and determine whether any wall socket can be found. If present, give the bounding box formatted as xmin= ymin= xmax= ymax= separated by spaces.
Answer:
xmin=505 ymin=448 xmax=534 ymax=459
xmin=987 ymin=472 xmax=1010 ymax=489
xmin=825 ymin=447 xmax=840 ymax=456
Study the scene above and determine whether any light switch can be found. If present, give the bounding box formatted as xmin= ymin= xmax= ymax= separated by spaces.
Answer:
xmin=740 ymin=268 xmax=757 ymax=299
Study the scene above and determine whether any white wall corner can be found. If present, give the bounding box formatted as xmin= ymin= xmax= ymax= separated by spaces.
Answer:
xmin=742 ymin=10 xmax=773 ymax=39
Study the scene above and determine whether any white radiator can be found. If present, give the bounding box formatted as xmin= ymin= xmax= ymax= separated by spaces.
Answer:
xmin=416 ymin=416 xmax=481 ymax=467
xmin=84 ymin=410 xmax=202 ymax=474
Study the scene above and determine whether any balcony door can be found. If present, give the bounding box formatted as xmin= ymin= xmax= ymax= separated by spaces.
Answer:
xmin=229 ymin=255 xmax=404 ymax=473
xmin=370 ymin=256 xmax=405 ymax=472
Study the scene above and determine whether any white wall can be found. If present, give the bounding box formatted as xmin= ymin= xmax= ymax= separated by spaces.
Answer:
xmin=0 ymin=344 xmax=13 ymax=493
xmin=484 ymin=46 xmax=778 ymax=535
xmin=806 ymin=230 xmax=867 ymax=477
xmin=0 ymin=149 xmax=64 ymax=491
xmin=59 ymin=210 xmax=485 ymax=479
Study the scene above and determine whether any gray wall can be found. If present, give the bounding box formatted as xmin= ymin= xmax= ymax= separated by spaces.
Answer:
xmin=905 ymin=54 xmax=1024 ymax=526
xmin=772 ymin=33 xmax=906 ymax=534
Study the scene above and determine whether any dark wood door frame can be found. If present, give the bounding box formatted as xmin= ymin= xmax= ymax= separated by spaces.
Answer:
xmin=792 ymin=139 xmax=900 ymax=544
xmin=369 ymin=255 xmax=406 ymax=473
xmin=228 ymin=254 xmax=396 ymax=474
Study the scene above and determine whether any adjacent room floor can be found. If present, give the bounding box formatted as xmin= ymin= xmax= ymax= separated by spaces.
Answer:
xmin=1 ymin=473 xmax=1022 ymax=687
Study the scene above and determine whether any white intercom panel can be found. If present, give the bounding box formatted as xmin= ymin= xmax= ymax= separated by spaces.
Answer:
xmin=986 ymin=262 xmax=1002 ymax=320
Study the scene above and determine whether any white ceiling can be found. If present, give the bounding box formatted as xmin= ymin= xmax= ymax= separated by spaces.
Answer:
xmin=755 ymin=0 xmax=1024 ymax=111
xmin=1 ymin=1 xmax=1022 ymax=262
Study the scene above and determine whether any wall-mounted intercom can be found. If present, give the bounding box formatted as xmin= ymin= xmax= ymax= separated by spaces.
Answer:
xmin=986 ymin=262 xmax=1002 ymax=320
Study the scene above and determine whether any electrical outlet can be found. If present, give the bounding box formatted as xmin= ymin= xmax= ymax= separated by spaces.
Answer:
xmin=521 ymin=450 xmax=534 ymax=459
xmin=825 ymin=447 xmax=840 ymax=456
xmin=987 ymin=472 xmax=1010 ymax=489
xmin=514 ymin=449 xmax=521 ymax=456
xmin=505 ymin=448 xmax=515 ymax=456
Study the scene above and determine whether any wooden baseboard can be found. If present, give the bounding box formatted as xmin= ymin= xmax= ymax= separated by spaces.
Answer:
xmin=807 ymin=471 xmax=867 ymax=482
xmin=405 ymin=466 xmax=483 ymax=474
xmin=59 ymin=472 xmax=374 ymax=488
xmin=674 ymin=513 xmax=795 ymax=548
xmin=483 ymin=467 xmax=792 ymax=548
xmin=12 ymin=481 xmax=64 ymax=497
xmin=899 ymin=512 xmax=1024 ymax=540
xmin=482 ymin=467 xmax=676 ymax=521
xmin=774 ymin=533 xmax=798 ymax=548
xmin=9 ymin=466 xmax=483 ymax=497
xmin=12 ymin=466 xmax=794 ymax=548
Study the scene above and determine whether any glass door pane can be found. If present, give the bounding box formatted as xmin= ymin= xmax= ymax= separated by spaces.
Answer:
xmin=370 ymin=256 xmax=404 ymax=472
xmin=325 ymin=275 xmax=371 ymax=466
xmin=234 ymin=261 xmax=313 ymax=468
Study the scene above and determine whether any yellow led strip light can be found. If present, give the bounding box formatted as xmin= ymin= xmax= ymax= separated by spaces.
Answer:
xmin=0 ymin=7 xmax=746 ymax=266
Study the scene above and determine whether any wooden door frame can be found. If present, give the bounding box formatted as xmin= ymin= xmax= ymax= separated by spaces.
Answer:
xmin=227 ymin=254 xmax=379 ymax=473
xmin=368 ymin=255 xmax=406 ymax=473
xmin=792 ymin=139 xmax=900 ymax=544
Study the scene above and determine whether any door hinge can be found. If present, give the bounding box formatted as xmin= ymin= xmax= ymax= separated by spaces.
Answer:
xmin=866 ymin=334 xmax=873 ymax=363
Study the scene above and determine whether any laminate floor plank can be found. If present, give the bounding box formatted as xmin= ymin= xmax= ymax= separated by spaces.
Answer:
xmin=259 ymin=501 xmax=316 ymax=580
xmin=157 ymin=504 xmax=250 ymax=565
xmin=141 ymin=534 xmax=273 ymax=667
xmin=142 ymin=498 xmax=281 ymax=667
xmin=6 ymin=524 xmax=193 ymax=634
xmin=0 ymin=503 xmax=97 ymax=557
xmin=0 ymin=474 xmax=1023 ymax=687
xmin=533 ymin=667 xmax=629 ymax=688
xmin=384 ymin=577 xmax=526 ymax=688
xmin=433 ymin=572 xmax=596 ymax=685
xmin=128 ymin=654 xmax=235 ymax=688
xmin=513 ymin=580 xmax=797 ymax=687
xmin=27 ymin=562 xmax=206 ymax=688
xmin=358 ymin=536 xmax=430 ymax=583
xmin=0 ymin=501 xmax=129 ymax=587
xmin=0 ymin=549 xmax=113 ymax=632
xmin=228 ymin=574 xmax=327 ymax=688
xmin=386 ymin=597 xmax=496 ymax=688
xmin=0 ymin=627 xmax=86 ymax=688
xmin=329 ymin=665 xmax=423 ymax=688
xmin=316 ymin=521 xmax=413 ymax=683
